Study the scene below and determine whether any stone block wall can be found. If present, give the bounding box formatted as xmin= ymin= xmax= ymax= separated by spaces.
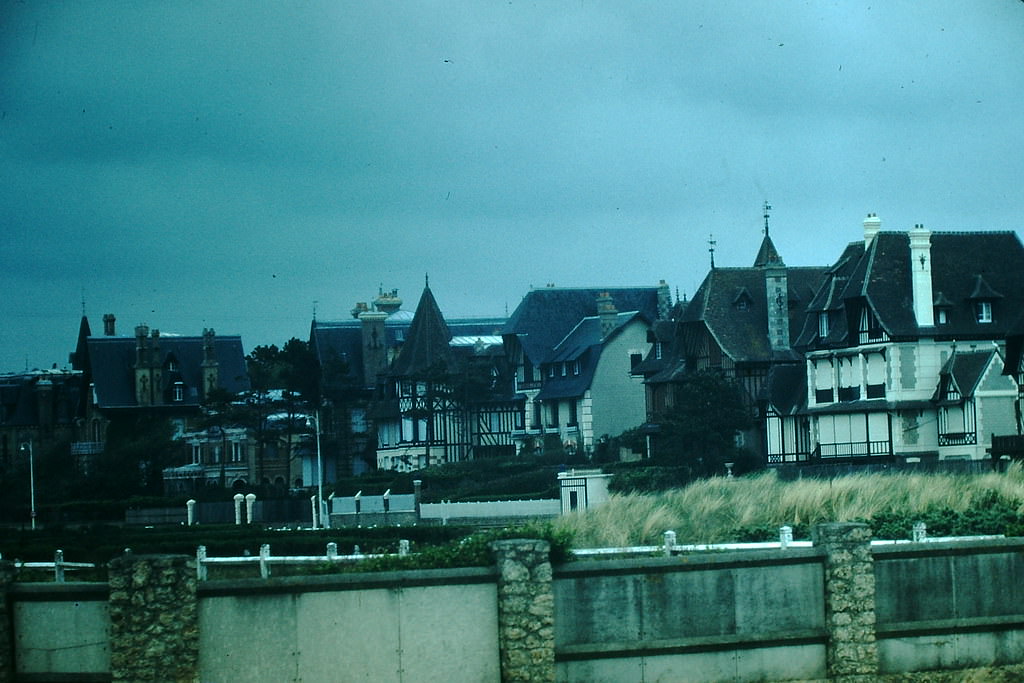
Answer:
xmin=107 ymin=554 xmax=198 ymax=683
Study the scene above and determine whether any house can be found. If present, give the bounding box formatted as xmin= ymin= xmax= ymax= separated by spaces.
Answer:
xmin=768 ymin=216 xmax=1023 ymax=464
xmin=69 ymin=314 xmax=253 ymax=487
xmin=634 ymin=230 xmax=829 ymax=462
xmin=371 ymin=283 xmax=518 ymax=472
xmin=310 ymin=287 xmax=508 ymax=475
xmin=0 ymin=368 xmax=86 ymax=474
xmin=503 ymin=284 xmax=671 ymax=458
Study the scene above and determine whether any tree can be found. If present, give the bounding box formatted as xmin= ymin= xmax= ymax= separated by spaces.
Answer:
xmin=652 ymin=371 xmax=755 ymax=477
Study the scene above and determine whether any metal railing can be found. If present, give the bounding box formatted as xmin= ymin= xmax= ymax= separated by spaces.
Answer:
xmin=196 ymin=541 xmax=411 ymax=580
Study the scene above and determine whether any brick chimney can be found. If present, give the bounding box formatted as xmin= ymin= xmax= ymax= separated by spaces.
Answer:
xmin=597 ymin=292 xmax=618 ymax=339
xmin=102 ymin=313 xmax=116 ymax=336
xmin=657 ymin=280 xmax=672 ymax=320
xmin=201 ymin=328 xmax=219 ymax=399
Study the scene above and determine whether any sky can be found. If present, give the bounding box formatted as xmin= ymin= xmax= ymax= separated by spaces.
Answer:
xmin=3 ymin=1 xmax=1024 ymax=372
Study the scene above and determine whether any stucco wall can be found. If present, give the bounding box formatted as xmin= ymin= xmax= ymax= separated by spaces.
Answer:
xmin=589 ymin=321 xmax=649 ymax=441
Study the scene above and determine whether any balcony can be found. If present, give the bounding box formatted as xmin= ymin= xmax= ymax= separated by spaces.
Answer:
xmin=938 ymin=432 xmax=977 ymax=447
xmin=71 ymin=441 xmax=105 ymax=456
xmin=817 ymin=440 xmax=891 ymax=459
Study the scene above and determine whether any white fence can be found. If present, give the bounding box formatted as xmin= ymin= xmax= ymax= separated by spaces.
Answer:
xmin=419 ymin=498 xmax=560 ymax=521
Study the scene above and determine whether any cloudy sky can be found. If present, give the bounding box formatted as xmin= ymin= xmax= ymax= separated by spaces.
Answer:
xmin=3 ymin=1 xmax=1024 ymax=372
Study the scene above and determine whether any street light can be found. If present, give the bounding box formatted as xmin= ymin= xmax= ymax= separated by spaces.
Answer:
xmin=20 ymin=440 xmax=36 ymax=530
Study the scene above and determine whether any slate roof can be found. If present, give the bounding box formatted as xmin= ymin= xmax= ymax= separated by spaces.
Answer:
xmin=933 ymin=348 xmax=998 ymax=402
xmin=0 ymin=370 xmax=84 ymax=427
xmin=797 ymin=231 xmax=1024 ymax=347
xmin=536 ymin=311 xmax=646 ymax=400
xmin=762 ymin=364 xmax=807 ymax=416
xmin=682 ymin=265 xmax=830 ymax=363
xmin=86 ymin=334 xmax=249 ymax=409
xmin=310 ymin=311 xmax=506 ymax=384
xmin=390 ymin=286 xmax=453 ymax=377
xmin=503 ymin=286 xmax=662 ymax=365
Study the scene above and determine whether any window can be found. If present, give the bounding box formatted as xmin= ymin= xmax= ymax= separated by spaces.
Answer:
xmin=568 ymin=400 xmax=578 ymax=426
xmin=231 ymin=441 xmax=244 ymax=463
xmin=936 ymin=308 xmax=948 ymax=325
xmin=818 ymin=312 xmax=830 ymax=339
xmin=572 ymin=360 xmax=580 ymax=375
xmin=173 ymin=383 xmax=184 ymax=402
xmin=191 ymin=444 xmax=201 ymax=465
xmin=630 ymin=353 xmax=643 ymax=369
xmin=976 ymin=301 xmax=993 ymax=323
xmin=655 ymin=342 xmax=663 ymax=360
xmin=547 ymin=402 xmax=559 ymax=428
xmin=560 ymin=363 xmax=567 ymax=377
xmin=547 ymin=365 xmax=555 ymax=378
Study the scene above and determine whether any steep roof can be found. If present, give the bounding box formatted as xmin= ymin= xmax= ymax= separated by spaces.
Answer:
xmin=503 ymin=286 xmax=662 ymax=364
xmin=799 ymin=230 xmax=1024 ymax=346
xmin=682 ymin=265 xmax=830 ymax=363
xmin=763 ymin=363 xmax=807 ymax=416
xmin=933 ymin=348 xmax=998 ymax=401
xmin=536 ymin=311 xmax=647 ymax=400
xmin=390 ymin=286 xmax=453 ymax=377
xmin=752 ymin=234 xmax=783 ymax=267
xmin=86 ymin=334 xmax=249 ymax=409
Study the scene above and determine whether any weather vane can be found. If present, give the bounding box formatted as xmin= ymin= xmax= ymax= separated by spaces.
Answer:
xmin=708 ymin=234 xmax=717 ymax=269
xmin=763 ymin=201 xmax=772 ymax=237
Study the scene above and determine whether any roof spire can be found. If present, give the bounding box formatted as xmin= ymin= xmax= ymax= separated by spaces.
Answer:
xmin=425 ymin=272 xmax=430 ymax=288
xmin=708 ymin=233 xmax=717 ymax=269
xmin=763 ymin=201 xmax=772 ymax=237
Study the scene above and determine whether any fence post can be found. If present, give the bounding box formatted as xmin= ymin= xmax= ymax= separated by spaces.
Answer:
xmin=663 ymin=530 xmax=677 ymax=556
xmin=245 ymin=493 xmax=256 ymax=524
xmin=259 ymin=544 xmax=271 ymax=579
xmin=196 ymin=546 xmax=208 ymax=581
xmin=780 ymin=526 xmax=793 ymax=549
xmin=233 ymin=493 xmax=244 ymax=525
xmin=812 ymin=522 xmax=879 ymax=681
xmin=107 ymin=554 xmax=198 ymax=682
xmin=0 ymin=559 xmax=15 ymax=683
xmin=54 ymin=549 xmax=65 ymax=583
xmin=490 ymin=539 xmax=555 ymax=683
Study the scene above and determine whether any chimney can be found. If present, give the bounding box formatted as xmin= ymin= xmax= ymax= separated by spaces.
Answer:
xmin=102 ymin=313 xmax=116 ymax=336
xmin=201 ymin=328 xmax=219 ymax=399
xmin=657 ymin=280 xmax=672 ymax=320
xmin=36 ymin=378 xmax=54 ymax=427
xmin=909 ymin=223 xmax=935 ymax=327
xmin=359 ymin=309 xmax=388 ymax=389
xmin=374 ymin=288 xmax=403 ymax=315
xmin=764 ymin=256 xmax=790 ymax=351
xmin=597 ymin=292 xmax=618 ymax=339
xmin=864 ymin=213 xmax=881 ymax=247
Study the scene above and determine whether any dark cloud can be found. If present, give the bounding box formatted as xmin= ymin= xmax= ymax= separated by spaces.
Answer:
xmin=3 ymin=1 xmax=1024 ymax=370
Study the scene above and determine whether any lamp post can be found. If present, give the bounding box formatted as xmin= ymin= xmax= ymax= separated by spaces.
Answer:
xmin=314 ymin=406 xmax=325 ymax=529
xmin=20 ymin=440 xmax=36 ymax=530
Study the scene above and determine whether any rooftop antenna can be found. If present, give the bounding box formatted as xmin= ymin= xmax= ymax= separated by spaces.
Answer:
xmin=425 ymin=272 xmax=430 ymax=288
xmin=81 ymin=287 xmax=86 ymax=316
xmin=708 ymin=234 xmax=717 ymax=269
xmin=312 ymin=300 xmax=318 ymax=320
xmin=763 ymin=201 xmax=772 ymax=237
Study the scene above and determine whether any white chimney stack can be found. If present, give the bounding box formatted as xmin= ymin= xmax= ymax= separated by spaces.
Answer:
xmin=863 ymin=213 xmax=881 ymax=247
xmin=909 ymin=223 xmax=934 ymax=327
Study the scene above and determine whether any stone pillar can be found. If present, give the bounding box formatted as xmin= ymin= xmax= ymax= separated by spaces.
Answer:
xmin=107 ymin=554 xmax=198 ymax=683
xmin=812 ymin=522 xmax=879 ymax=681
xmin=490 ymin=539 xmax=555 ymax=683
xmin=0 ymin=561 xmax=15 ymax=683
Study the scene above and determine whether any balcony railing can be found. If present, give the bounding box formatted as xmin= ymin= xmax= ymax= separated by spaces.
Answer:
xmin=817 ymin=440 xmax=891 ymax=458
xmin=71 ymin=441 xmax=104 ymax=455
xmin=938 ymin=432 xmax=977 ymax=447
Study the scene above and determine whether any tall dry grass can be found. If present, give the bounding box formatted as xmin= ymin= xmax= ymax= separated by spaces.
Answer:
xmin=555 ymin=463 xmax=1024 ymax=547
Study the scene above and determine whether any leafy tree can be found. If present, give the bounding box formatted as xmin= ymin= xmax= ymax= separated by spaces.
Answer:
xmin=651 ymin=371 xmax=755 ymax=477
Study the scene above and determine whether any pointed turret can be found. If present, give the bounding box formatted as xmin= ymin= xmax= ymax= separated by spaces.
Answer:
xmin=390 ymin=285 xmax=452 ymax=377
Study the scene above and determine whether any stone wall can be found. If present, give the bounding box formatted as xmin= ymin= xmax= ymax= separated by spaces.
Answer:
xmin=107 ymin=554 xmax=198 ymax=683
xmin=491 ymin=539 xmax=555 ymax=682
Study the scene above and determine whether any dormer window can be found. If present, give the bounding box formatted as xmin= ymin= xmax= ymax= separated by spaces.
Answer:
xmin=655 ymin=342 xmax=663 ymax=360
xmin=818 ymin=312 xmax=830 ymax=339
xmin=936 ymin=309 xmax=949 ymax=325
xmin=173 ymin=382 xmax=184 ymax=402
xmin=858 ymin=306 xmax=886 ymax=343
xmin=976 ymin=301 xmax=993 ymax=324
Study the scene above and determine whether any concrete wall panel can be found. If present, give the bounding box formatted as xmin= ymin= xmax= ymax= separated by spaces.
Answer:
xmin=14 ymin=599 xmax=110 ymax=675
